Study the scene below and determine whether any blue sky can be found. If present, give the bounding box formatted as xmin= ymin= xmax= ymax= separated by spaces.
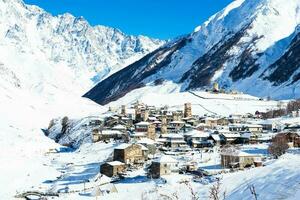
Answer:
xmin=24 ymin=0 xmax=233 ymax=39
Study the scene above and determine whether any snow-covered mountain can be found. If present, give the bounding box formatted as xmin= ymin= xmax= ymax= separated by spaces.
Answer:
xmin=0 ymin=0 xmax=164 ymax=98
xmin=85 ymin=0 xmax=300 ymax=105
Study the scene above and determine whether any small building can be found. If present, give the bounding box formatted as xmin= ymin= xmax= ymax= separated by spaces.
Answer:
xmin=137 ymin=138 xmax=157 ymax=155
xmin=169 ymin=121 xmax=185 ymax=133
xmin=185 ymin=130 xmax=211 ymax=148
xmin=100 ymin=161 xmax=125 ymax=177
xmin=203 ymin=117 xmax=218 ymax=128
xmin=135 ymin=122 xmax=156 ymax=140
xmin=217 ymin=118 xmax=229 ymax=126
xmin=92 ymin=129 xmax=127 ymax=143
xmin=220 ymin=148 xmax=262 ymax=169
xmin=158 ymin=134 xmax=187 ymax=149
xmin=221 ymin=133 xmax=240 ymax=144
xmin=130 ymin=132 xmax=148 ymax=140
xmin=149 ymin=155 xmax=179 ymax=178
xmin=113 ymin=143 xmax=148 ymax=165
xmin=172 ymin=111 xmax=183 ymax=121
xmin=245 ymin=124 xmax=263 ymax=133
xmin=112 ymin=124 xmax=127 ymax=132
xmin=258 ymin=120 xmax=277 ymax=131
xmin=228 ymin=114 xmax=243 ymax=124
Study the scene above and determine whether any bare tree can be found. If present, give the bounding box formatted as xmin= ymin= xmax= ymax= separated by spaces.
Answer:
xmin=48 ymin=119 xmax=55 ymax=130
xmin=183 ymin=181 xmax=200 ymax=200
xmin=209 ymin=178 xmax=226 ymax=200
xmin=61 ymin=116 xmax=69 ymax=134
xmin=249 ymin=185 xmax=258 ymax=200
xmin=268 ymin=134 xmax=289 ymax=158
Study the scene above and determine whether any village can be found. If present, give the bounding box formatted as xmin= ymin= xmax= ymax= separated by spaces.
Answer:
xmin=35 ymin=84 xmax=300 ymax=199
xmin=88 ymin=98 xmax=300 ymax=182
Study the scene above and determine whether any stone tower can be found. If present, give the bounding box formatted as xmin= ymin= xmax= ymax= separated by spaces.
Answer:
xmin=213 ymin=82 xmax=219 ymax=92
xmin=160 ymin=115 xmax=167 ymax=134
xmin=184 ymin=103 xmax=192 ymax=118
xmin=147 ymin=123 xmax=156 ymax=140
xmin=142 ymin=109 xmax=149 ymax=121
xmin=121 ymin=105 xmax=126 ymax=115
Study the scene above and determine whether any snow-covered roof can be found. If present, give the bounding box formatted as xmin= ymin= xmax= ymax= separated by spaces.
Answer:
xmin=229 ymin=123 xmax=263 ymax=128
xmin=153 ymin=155 xmax=178 ymax=163
xmin=169 ymin=140 xmax=186 ymax=144
xmin=210 ymin=134 xmax=221 ymax=141
xmin=153 ymin=120 xmax=162 ymax=124
xmin=112 ymin=124 xmax=126 ymax=130
xmin=126 ymin=108 xmax=136 ymax=114
xmin=114 ymin=143 xmax=148 ymax=151
xmin=148 ymin=117 xmax=157 ymax=121
xmin=221 ymin=148 xmax=260 ymax=157
xmin=107 ymin=161 xmax=125 ymax=166
xmin=137 ymin=138 xmax=155 ymax=145
xmin=138 ymin=144 xmax=148 ymax=151
xmin=115 ymin=143 xmax=132 ymax=150
xmin=93 ymin=174 xmax=111 ymax=185
xmin=222 ymin=133 xmax=240 ymax=138
xmin=161 ymin=134 xmax=184 ymax=139
xmin=205 ymin=117 xmax=218 ymax=121
xmin=102 ymin=130 xmax=123 ymax=135
xmin=135 ymin=121 xmax=151 ymax=126
xmin=131 ymin=132 xmax=147 ymax=137
xmin=191 ymin=131 xmax=210 ymax=138
xmin=170 ymin=121 xmax=185 ymax=124
xmin=245 ymin=124 xmax=263 ymax=128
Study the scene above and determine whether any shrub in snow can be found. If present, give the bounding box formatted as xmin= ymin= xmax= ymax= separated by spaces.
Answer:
xmin=268 ymin=134 xmax=289 ymax=158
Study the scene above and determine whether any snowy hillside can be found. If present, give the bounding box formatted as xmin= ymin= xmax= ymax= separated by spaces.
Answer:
xmin=107 ymin=81 xmax=279 ymax=117
xmin=85 ymin=0 xmax=300 ymax=104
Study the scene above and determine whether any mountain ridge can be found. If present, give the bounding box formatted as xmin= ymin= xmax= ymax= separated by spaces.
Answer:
xmin=0 ymin=0 xmax=164 ymax=98
xmin=84 ymin=0 xmax=300 ymax=104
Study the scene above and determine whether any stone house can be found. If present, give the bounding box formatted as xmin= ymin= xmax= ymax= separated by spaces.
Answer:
xmin=203 ymin=117 xmax=218 ymax=128
xmin=113 ymin=143 xmax=148 ymax=165
xmin=169 ymin=121 xmax=185 ymax=133
xmin=135 ymin=121 xmax=156 ymax=140
xmin=186 ymin=130 xmax=212 ymax=148
xmin=220 ymin=148 xmax=262 ymax=169
xmin=221 ymin=132 xmax=241 ymax=144
xmin=228 ymin=114 xmax=243 ymax=124
xmin=92 ymin=129 xmax=127 ymax=143
xmin=217 ymin=118 xmax=229 ymax=126
xmin=158 ymin=134 xmax=187 ymax=148
xmin=100 ymin=161 xmax=125 ymax=177
xmin=172 ymin=111 xmax=183 ymax=121
xmin=149 ymin=155 xmax=179 ymax=178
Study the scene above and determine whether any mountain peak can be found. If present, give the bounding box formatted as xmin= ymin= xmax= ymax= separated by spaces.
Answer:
xmin=0 ymin=0 xmax=164 ymax=98
xmin=85 ymin=0 xmax=300 ymax=104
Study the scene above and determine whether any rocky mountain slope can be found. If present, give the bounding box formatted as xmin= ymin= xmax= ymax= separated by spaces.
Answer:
xmin=0 ymin=0 xmax=164 ymax=98
xmin=85 ymin=0 xmax=300 ymax=105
